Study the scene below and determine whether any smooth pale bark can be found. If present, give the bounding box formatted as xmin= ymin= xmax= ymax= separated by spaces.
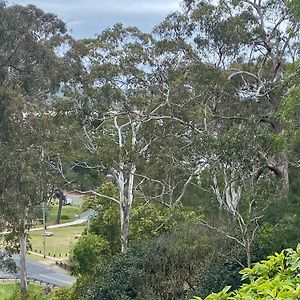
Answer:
xmin=19 ymin=214 xmax=29 ymax=298
xmin=117 ymin=167 xmax=127 ymax=253
xmin=279 ymin=151 xmax=289 ymax=195
xmin=118 ymin=163 xmax=137 ymax=253
xmin=212 ymin=169 xmax=242 ymax=216
xmin=120 ymin=203 xmax=130 ymax=253
xmin=245 ymin=240 xmax=252 ymax=268
xmin=113 ymin=116 xmax=140 ymax=253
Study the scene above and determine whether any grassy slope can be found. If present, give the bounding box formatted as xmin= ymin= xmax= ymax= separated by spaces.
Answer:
xmin=0 ymin=283 xmax=47 ymax=300
xmin=46 ymin=205 xmax=81 ymax=225
xmin=29 ymin=225 xmax=86 ymax=257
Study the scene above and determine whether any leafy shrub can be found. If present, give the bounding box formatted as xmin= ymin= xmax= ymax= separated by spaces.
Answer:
xmin=70 ymin=224 xmax=242 ymax=300
xmin=49 ymin=286 xmax=75 ymax=300
xmin=195 ymin=245 xmax=300 ymax=299
xmin=60 ymin=214 xmax=71 ymax=220
xmin=69 ymin=234 xmax=111 ymax=276
xmin=83 ymin=183 xmax=201 ymax=255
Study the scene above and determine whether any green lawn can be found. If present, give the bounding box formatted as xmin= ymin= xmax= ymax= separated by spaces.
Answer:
xmin=0 ymin=283 xmax=47 ymax=300
xmin=46 ymin=204 xmax=81 ymax=225
xmin=29 ymin=225 xmax=86 ymax=257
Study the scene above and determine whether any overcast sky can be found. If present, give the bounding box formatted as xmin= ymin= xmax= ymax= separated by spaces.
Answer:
xmin=7 ymin=0 xmax=182 ymax=38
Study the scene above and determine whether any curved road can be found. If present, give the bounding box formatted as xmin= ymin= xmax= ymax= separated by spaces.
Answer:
xmin=0 ymin=208 xmax=97 ymax=286
xmin=2 ymin=256 xmax=76 ymax=287
xmin=1 ymin=209 xmax=98 ymax=235
xmin=30 ymin=209 xmax=98 ymax=231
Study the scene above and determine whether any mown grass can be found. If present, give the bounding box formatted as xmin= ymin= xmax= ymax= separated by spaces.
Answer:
xmin=46 ymin=205 xmax=81 ymax=225
xmin=0 ymin=283 xmax=48 ymax=300
xmin=29 ymin=225 xmax=86 ymax=257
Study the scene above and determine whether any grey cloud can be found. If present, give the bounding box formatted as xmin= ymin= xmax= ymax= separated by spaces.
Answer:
xmin=7 ymin=0 xmax=181 ymax=38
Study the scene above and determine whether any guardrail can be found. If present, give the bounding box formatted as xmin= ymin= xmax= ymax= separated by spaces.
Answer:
xmin=0 ymin=276 xmax=59 ymax=288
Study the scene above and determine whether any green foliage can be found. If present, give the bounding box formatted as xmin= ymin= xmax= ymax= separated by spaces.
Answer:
xmin=81 ymin=183 xmax=118 ymax=213
xmin=67 ymin=225 xmax=243 ymax=300
xmin=0 ymin=252 xmax=16 ymax=274
xmin=81 ymin=183 xmax=121 ymax=254
xmin=49 ymin=286 xmax=76 ymax=300
xmin=0 ymin=0 xmax=70 ymax=244
xmin=68 ymin=184 xmax=203 ymax=280
xmin=253 ymin=135 xmax=300 ymax=261
xmin=82 ymin=183 xmax=201 ymax=255
xmin=274 ymin=60 xmax=300 ymax=151
xmin=288 ymin=0 xmax=300 ymax=19
xmin=196 ymin=245 xmax=300 ymax=299
xmin=69 ymin=234 xmax=111 ymax=276
xmin=130 ymin=201 xmax=201 ymax=243
xmin=0 ymin=1 xmax=299 ymax=299
xmin=0 ymin=3 xmax=68 ymax=94
xmin=193 ymin=257 xmax=243 ymax=298
xmin=80 ymin=251 xmax=145 ymax=300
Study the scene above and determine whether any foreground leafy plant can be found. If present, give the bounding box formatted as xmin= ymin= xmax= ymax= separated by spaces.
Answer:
xmin=194 ymin=244 xmax=300 ymax=299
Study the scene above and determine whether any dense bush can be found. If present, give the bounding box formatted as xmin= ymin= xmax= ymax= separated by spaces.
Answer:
xmin=69 ymin=234 xmax=111 ymax=276
xmin=49 ymin=287 xmax=75 ymax=300
xmin=82 ymin=183 xmax=200 ymax=255
xmin=68 ymin=224 xmax=243 ymax=300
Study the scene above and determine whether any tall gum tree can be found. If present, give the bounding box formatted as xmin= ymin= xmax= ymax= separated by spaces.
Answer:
xmin=153 ymin=0 xmax=300 ymax=264
xmin=0 ymin=3 xmax=70 ymax=297
xmin=155 ymin=0 xmax=300 ymax=194
xmin=66 ymin=24 xmax=205 ymax=253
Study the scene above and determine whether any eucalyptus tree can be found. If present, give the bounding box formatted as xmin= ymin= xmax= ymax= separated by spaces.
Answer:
xmin=0 ymin=130 xmax=54 ymax=297
xmin=155 ymin=0 xmax=300 ymax=194
xmin=152 ymin=0 xmax=300 ymax=265
xmin=0 ymin=2 xmax=70 ymax=297
xmin=289 ymin=0 xmax=300 ymax=19
xmin=66 ymin=23 xmax=207 ymax=253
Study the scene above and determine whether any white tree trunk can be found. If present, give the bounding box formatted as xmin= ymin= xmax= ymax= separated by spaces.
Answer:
xmin=212 ymin=168 xmax=242 ymax=216
xmin=118 ymin=162 xmax=136 ymax=253
xmin=19 ymin=213 xmax=28 ymax=298
xmin=279 ymin=151 xmax=289 ymax=195
xmin=120 ymin=203 xmax=130 ymax=253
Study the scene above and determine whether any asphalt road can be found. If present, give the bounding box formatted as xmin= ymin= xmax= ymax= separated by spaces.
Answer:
xmin=1 ymin=209 xmax=98 ymax=235
xmin=0 ymin=192 xmax=92 ymax=286
xmin=30 ymin=208 xmax=98 ymax=231
xmin=11 ymin=256 xmax=76 ymax=287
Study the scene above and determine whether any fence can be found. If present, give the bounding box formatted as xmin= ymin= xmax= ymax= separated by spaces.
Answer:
xmin=0 ymin=276 xmax=59 ymax=288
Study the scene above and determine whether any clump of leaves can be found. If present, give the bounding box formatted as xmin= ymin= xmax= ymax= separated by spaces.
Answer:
xmin=194 ymin=244 xmax=300 ymax=299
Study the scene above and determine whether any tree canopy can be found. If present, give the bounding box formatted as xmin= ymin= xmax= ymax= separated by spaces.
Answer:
xmin=0 ymin=0 xmax=299 ymax=299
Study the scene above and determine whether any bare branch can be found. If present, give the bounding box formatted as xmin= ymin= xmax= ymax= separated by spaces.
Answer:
xmin=228 ymin=70 xmax=259 ymax=81
xmin=200 ymin=221 xmax=245 ymax=247
xmin=173 ymin=165 xmax=204 ymax=205
xmin=71 ymin=189 xmax=120 ymax=204
xmin=72 ymin=162 xmax=102 ymax=170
